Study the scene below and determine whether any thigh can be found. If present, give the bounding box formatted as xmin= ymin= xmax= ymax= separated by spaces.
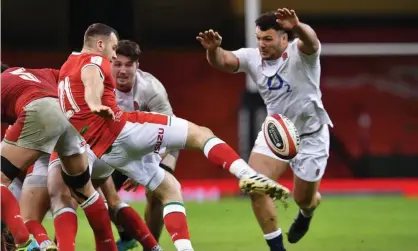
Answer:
xmin=290 ymin=125 xmax=330 ymax=182
xmin=8 ymin=177 xmax=23 ymax=200
xmin=112 ymin=158 xmax=165 ymax=192
xmin=5 ymin=98 xmax=67 ymax=154
xmin=250 ymin=130 xmax=289 ymax=179
xmin=111 ymin=113 xmax=188 ymax=161
xmin=249 ymin=152 xmax=288 ymax=180
xmin=24 ymin=154 xmax=50 ymax=188
xmin=91 ymin=158 xmax=114 ymax=180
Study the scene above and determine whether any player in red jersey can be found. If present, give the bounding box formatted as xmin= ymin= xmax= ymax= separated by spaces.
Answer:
xmin=59 ymin=23 xmax=289 ymax=251
xmin=1 ymin=64 xmax=116 ymax=251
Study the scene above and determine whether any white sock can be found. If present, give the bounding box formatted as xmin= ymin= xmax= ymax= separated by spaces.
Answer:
xmin=174 ymin=239 xmax=194 ymax=251
xmin=229 ymin=159 xmax=257 ymax=179
xmin=264 ymin=229 xmax=282 ymax=240
xmin=300 ymin=208 xmax=314 ymax=218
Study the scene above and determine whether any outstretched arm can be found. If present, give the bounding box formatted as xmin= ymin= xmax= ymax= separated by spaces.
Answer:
xmin=197 ymin=29 xmax=240 ymax=73
xmin=275 ymin=8 xmax=320 ymax=55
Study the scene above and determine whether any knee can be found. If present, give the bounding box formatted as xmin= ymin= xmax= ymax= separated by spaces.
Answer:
xmin=294 ymin=191 xmax=321 ymax=209
xmin=105 ymin=191 xmax=122 ymax=209
xmin=49 ymin=188 xmax=74 ymax=212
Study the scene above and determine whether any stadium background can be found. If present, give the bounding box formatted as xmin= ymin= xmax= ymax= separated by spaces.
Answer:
xmin=2 ymin=0 xmax=418 ymax=250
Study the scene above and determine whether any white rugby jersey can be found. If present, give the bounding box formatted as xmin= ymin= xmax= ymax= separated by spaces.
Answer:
xmin=115 ymin=70 xmax=174 ymax=115
xmin=115 ymin=70 xmax=178 ymax=161
xmin=232 ymin=38 xmax=333 ymax=134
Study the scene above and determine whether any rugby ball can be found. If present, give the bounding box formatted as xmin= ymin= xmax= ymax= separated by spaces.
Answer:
xmin=263 ymin=114 xmax=300 ymax=160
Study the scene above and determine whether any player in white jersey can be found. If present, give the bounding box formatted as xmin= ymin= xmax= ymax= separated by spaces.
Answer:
xmin=111 ymin=39 xmax=180 ymax=250
xmin=197 ymin=9 xmax=332 ymax=251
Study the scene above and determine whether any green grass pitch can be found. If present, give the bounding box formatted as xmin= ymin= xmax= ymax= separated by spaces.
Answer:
xmin=42 ymin=196 xmax=418 ymax=251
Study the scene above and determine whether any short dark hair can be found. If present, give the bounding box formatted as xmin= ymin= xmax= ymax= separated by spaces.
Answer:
xmin=1 ymin=63 xmax=10 ymax=73
xmin=255 ymin=12 xmax=295 ymax=40
xmin=84 ymin=23 xmax=119 ymax=44
xmin=116 ymin=40 xmax=141 ymax=61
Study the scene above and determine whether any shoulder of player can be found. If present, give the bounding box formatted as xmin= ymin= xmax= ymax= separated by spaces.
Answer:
xmin=137 ymin=70 xmax=167 ymax=94
xmin=71 ymin=53 xmax=111 ymax=68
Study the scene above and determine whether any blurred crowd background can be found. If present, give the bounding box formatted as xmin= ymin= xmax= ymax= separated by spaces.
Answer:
xmin=2 ymin=0 xmax=418 ymax=184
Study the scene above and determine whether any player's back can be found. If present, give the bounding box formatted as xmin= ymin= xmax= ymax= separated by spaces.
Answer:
xmin=59 ymin=52 xmax=126 ymax=157
xmin=1 ymin=67 xmax=59 ymax=124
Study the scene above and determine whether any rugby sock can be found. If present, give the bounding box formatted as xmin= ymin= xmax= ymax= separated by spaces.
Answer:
xmin=163 ymin=202 xmax=193 ymax=251
xmin=203 ymin=137 xmax=257 ymax=178
xmin=0 ymin=185 xmax=30 ymax=245
xmin=118 ymin=229 xmax=133 ymax=242
xmin=53 ymin=208 xmax=77 ymax=251
xmin=265 ymin=229 xmax=286 ymax=251
xmin=25 ymin=220 xmax=49 ymax=245
xmin=81 ymin=191 xmax=117 ymax=251
xmin=114 ymin=203 xmax=161 ymax=250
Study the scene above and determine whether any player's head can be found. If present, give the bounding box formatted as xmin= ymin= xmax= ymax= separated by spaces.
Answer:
xmin=1 ymin=63 xmax=10 ymax=73
xmin=255 ymin=12 xmax=294 ymax=60
xmin=83 ymin=23 xmax=119 ymax=61
xmin=111 ymin=40 xmax=141 ymax=92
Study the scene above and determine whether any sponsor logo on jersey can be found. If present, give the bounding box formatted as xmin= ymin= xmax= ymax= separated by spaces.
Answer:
xmin=154 ymin=128 xmax=165 ymax=153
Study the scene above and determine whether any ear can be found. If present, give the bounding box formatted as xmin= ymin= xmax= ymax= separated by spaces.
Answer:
xmin=97 ymin=40 xmax=105 ymax=51
xmin=281 ymin=33 xmax=288 ymax=42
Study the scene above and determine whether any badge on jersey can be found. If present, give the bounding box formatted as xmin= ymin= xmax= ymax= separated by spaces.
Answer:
xmin=91 ymin=56 xmax=103 ymax=66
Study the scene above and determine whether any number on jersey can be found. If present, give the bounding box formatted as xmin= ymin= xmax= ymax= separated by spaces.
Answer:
xmin=267 ymin=74 xmax=292 ymax=92
xmin=58 ymin=77 xmax=80 ymax=119
xmin=9 ymin=68 xmax=41 ymax=83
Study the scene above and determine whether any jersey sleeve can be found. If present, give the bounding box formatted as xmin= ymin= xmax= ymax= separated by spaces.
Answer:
xmin=296 ymin=38 xmax=321 ymax=66
xmin=231 ymin=48 xmax=253 ymax=73
xmin=44 ymin=68 xmax=60 ymax=83
xmin=142 ymin=72 xmax=174 ymax=116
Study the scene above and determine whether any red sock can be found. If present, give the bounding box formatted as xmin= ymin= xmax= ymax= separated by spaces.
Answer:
xmin=25 ymin=220 xmax=49 ymax=245
xmin=0 ymin=185 xmax=29 ymax=245
xmin=81 ymin=192 xmax=117 ymax=251
xmin=53 ymin=208 xmax=77 ymax=251
xmin=115 ymin=203 xmax=159 ymax=249
xmin=203 ymin=137 xmax=257 ymax=179
xmin=203 ymin=138 xmax=240 ymax=170
xmin=163 ymin=202 xmax=192 ymax=249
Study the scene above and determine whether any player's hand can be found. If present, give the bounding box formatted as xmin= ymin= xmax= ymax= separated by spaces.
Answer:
xmin=123 ymin=178 xmax=140 ymax=192
xmin=196 ymin=29 xmax=222 ymax=51
xmin=275 ymin=8 xmax=300 ymax=30
xmin=91 ymin=105 xmax=115 ymax=120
